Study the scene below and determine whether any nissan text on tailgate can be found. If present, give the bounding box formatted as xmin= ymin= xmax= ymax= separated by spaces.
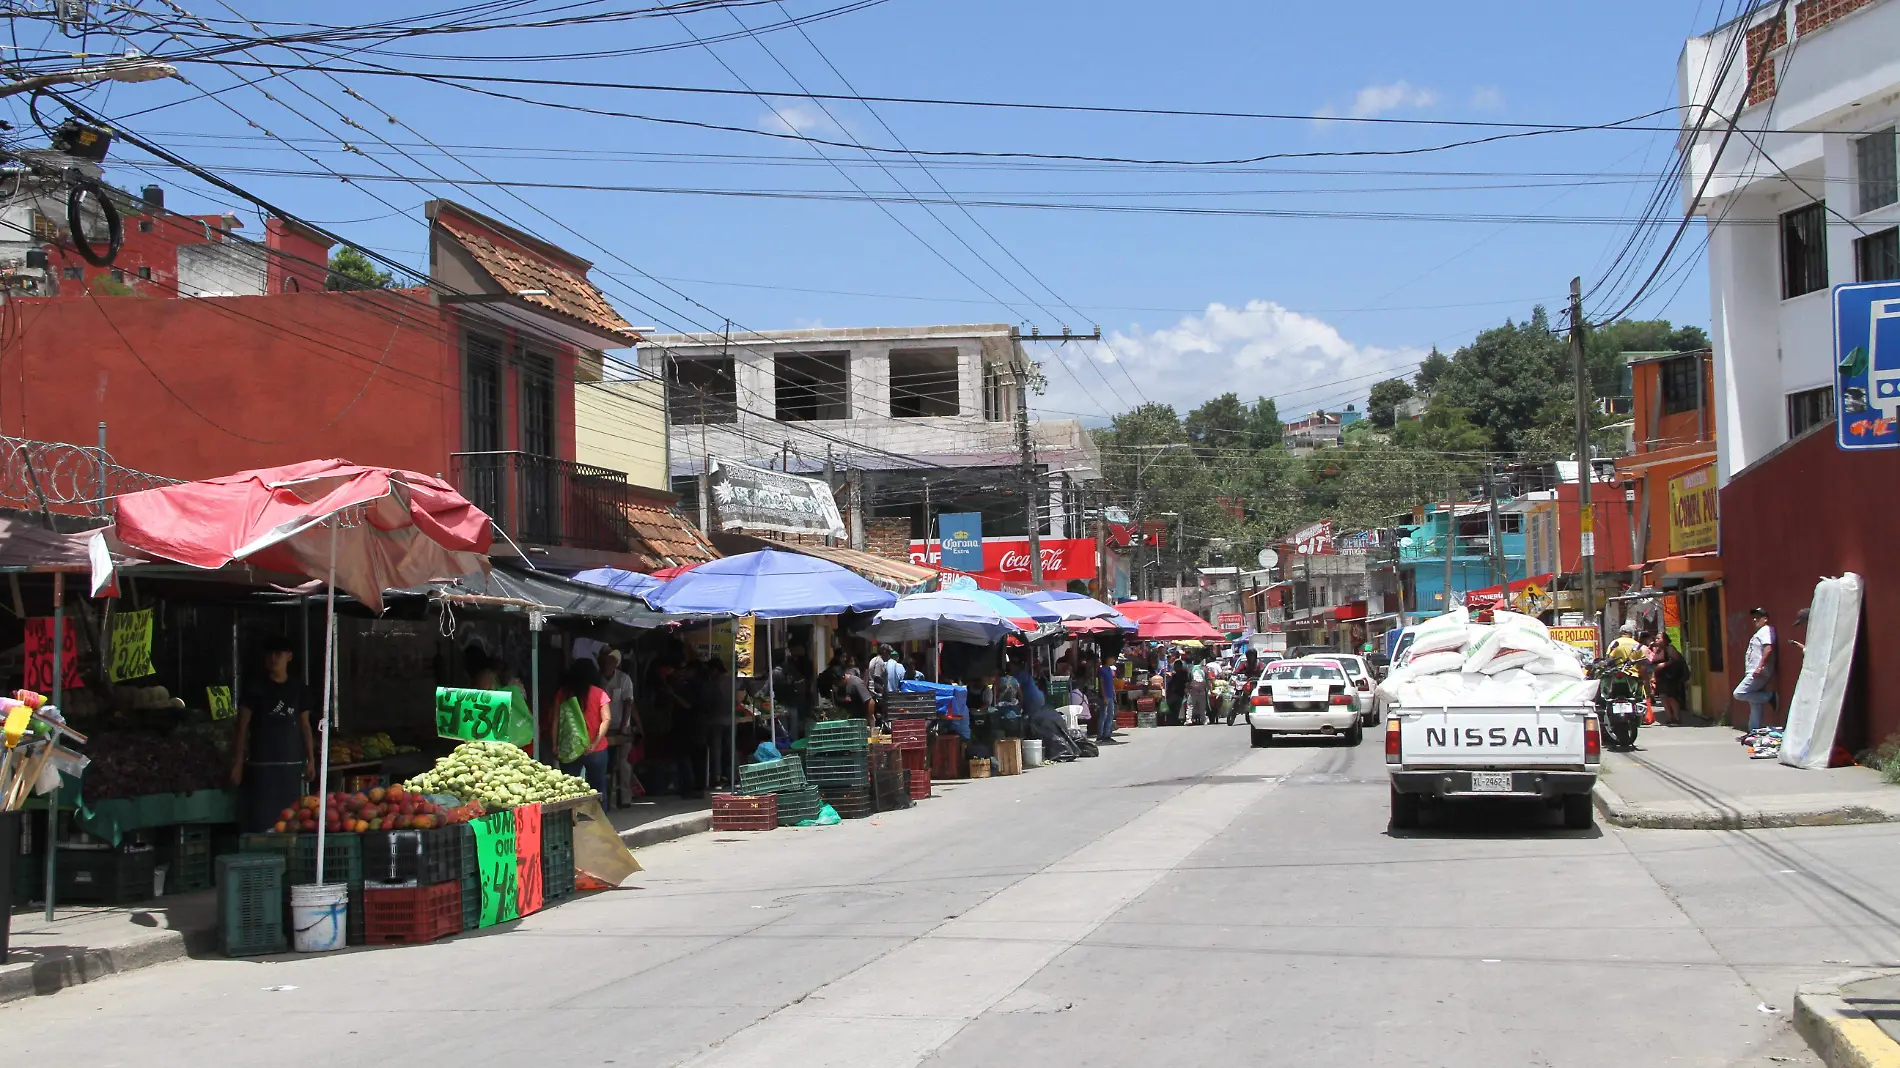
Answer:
xmin=1384 ymin=699 xmax=1600 ymax=830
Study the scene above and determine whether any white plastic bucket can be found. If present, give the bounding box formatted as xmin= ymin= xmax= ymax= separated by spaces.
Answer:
xmin=290 ymin=883 xmax=349 ymax=953
xmin=1021 ymin=738 xmax=1043 ymax=768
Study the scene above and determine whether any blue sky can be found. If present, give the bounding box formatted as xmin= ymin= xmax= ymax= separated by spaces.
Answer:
xmin=21 ymin=0 xmax=1724 ymax=422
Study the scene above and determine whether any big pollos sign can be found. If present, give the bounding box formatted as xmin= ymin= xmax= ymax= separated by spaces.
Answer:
xmin=910 ymin=537 xmax=1097 ymax=582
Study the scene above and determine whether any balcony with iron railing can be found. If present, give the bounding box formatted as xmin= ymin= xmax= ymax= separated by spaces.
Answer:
xmin=449 ymin=451 xmax=641 ymax=553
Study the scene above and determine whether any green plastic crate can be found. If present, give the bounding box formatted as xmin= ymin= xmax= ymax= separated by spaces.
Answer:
xmin=160 ymin=826 xmax=213 ymax=895
xmin=237 ymin=832 xmax=297 ymax=860
xmin=216 ymin=854 xmax=286 ymax=957
xmin=290 ymin=833 xmax=361 ymax=886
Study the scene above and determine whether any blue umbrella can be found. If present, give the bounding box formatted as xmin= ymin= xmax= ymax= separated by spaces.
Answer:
xmin=1022 ymin=590 xmax=1138 ymax=632
xmin=569 ymin=566 xmax=662 ymax=597
xmin=869 ymin=590 xmax=1024 ymax=645
xmin=646 ymin=547 xmax=896 ymax=618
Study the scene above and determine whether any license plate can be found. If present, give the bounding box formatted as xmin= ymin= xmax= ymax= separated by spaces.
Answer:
xmin=1613 ymin=702 xmax=1635 ymax=716
xmin=1471 ymin=772 xmax=1513 ymax=792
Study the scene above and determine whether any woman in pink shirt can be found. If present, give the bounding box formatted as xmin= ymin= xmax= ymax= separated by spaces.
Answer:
xmin=556 ymin=657 xmax=613 ymax=795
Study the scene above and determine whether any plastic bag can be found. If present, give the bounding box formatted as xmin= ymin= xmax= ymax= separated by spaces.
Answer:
xmin=798 ymin=803 xmax=841 ymax=827
xmin=556 ymin=696 xmax=590 ymax=763
xmin=753 ymin=741 xmax=782 ymax=764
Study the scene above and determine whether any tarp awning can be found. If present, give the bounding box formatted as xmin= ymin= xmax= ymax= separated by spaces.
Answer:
xmin=419 ymin=562 xmax=691 ymax=628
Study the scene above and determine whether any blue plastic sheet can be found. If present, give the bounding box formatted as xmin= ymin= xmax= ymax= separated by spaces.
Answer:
xmin=900 ymin=680 xmax=970 ymax=739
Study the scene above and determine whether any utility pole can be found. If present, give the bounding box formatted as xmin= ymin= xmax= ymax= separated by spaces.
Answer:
xmin=1485 ymin=460 xmax=1504 ymax=588
xmin=1094 ymin=486 xmax=1108 ymax=600
xmin=922 ymin=478 xmax=933 ymax=567
xmin=1010 ymin=360 xmax=1044 ymax=586
xmin=1443 ymin=478 xmax=1456 ymax=615
xmin=1570 ymin=277 xmax=1597 ymax=637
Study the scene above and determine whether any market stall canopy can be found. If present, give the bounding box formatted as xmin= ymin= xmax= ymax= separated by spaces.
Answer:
xmin=866 ymin=590 xmax=1025 ymax=645
xmin=568 ymin=567 xmax=663 ymax=598
xmin=104 ymin=460 xmax=492 ymax=612
xmin=923 ymin=562 xmax=1004 ymax=591
xmin=0 ymin=515 xmax=135 ymax=573
xmin=1113 ymin=600 xmax=1225 ymax=640
xmin=645 ymin=547 xmax=896 ymax=619
xmin=418 ymin=563 xmax=686 ymax=628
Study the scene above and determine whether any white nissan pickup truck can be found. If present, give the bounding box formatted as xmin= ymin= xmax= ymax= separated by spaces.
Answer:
xmin=1384 ymin=700 xmax=1600 ymax=830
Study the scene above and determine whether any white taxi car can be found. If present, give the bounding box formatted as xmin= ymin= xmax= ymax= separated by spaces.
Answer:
xmin=1248 ymin=659 xmax=1363 ymax=747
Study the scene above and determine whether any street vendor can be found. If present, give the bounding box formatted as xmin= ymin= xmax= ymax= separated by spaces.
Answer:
xmin=231 ymin=636 xmax=316 ymax=833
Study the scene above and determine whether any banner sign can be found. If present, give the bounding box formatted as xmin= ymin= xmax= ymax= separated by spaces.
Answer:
xmin=514 ymin=802 xmax=544 ymax=917
xmin=1216 ymin=613 xmax=1244 ymax=631
xmin=434 ymin=687 xmax=515 ymax=742
xmin=1833 ymin=280 xmax=1900 ymax=450
xmin=734 ymin=615 xmax=757 ymax=676
xmin=937 ymin=512 xmax=983 ymax=571
xmin=471 ymin=808 xmax=519 ymax=928
xmin=909 ymin=537 xmax=1097 ymax=583
xmin=1549 ymin=625 xmax=1600 ymax=655
xmin=206 ymin=686 xmax=235 ymax=721
xmin=24 ymin=617 xmax=82 ymax=692
xmin=1289 ymin=521 xmax=1335 ymax=555
xmin=709 ymin=460 xmax=845 ymax=537
xmin=1667 ymin=464 xmax=1718 ymax=554
xmin=107 ymin=608 xmax=155 ymax=683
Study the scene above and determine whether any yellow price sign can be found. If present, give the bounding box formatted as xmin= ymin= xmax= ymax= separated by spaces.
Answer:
xmin=207 ymin=686 xmax=235 ymax=721
xmin=108 ymin=608 xmax=156 ymax=683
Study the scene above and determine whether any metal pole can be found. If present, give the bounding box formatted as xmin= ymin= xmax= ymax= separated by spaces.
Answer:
xmin=765 ymin=628 xmax=776 ymax=744
xmin=1443 ymin=480 xmax=1456 ymax=616
xmin=1486 ymin=461 xmax=1504 ymax=588
xmin=95 ymin=422 xmax=106 ymax=518
xmin=44 ymin=572 xmax=62 ymax=920
xmin=530 ymin=611 xmax=547 ymax=766
xmin=314 ymin=523 xmax=337 ymax=886
xmin=1095 ymin=486 xmax=1108 ymax=600
xmin=1570 ymin=277 xmax=1597 ymax=637
xmin=729 ymin=623 xmax=738 ymax=788
xmin=922 ymin=479 xmax=933 ymax=567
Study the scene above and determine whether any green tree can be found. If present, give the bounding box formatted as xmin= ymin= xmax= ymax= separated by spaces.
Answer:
xmin=1583 ymin=319 xmax=1711 ymax=399
xmin=1248 ymin=397 xmax=1283 ymax=449
xmin=327 ymin=246 xmax=394 ymax=291
xmin=1413 ymin=347 xmax=1451 ymax=393
xmin=1432 ymin=306 xmax=1570 ymax=451
xmin=1184 ymin=393 xmax=1250 ymax=459
xmin=1366 ymin=378 xmax=1416 ymax=429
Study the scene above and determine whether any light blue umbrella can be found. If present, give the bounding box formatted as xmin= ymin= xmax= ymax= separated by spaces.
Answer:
xmin=1022 ymin=590 xmax=1138 ymax=631
xmin=869 ymin=590 xmax=1025 ymax=645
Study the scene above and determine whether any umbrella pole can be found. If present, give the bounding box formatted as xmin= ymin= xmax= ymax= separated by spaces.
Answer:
xmin=315 ymin=522 xmax=337 ymax=888
xmin=766 ymin=634 xmax=775 ymax=744
xmin=44 ymin=573 xmax=63 ymax=921
xmin=728 ymin=632 xmax=737 ymax=787
xmin=933 ymin=620 xmax=940 ymax=683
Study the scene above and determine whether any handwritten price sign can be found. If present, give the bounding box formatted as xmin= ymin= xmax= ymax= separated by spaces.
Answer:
xmin=434 ymin=687 xmax=514 ymax=742
xmin=24 ymin=617 xmax=82 ymax=692
xmin=514 ymin=803 xmax=544 ymax=916
xmin=107 ymin=608 xmax=155 ymax=684
xmin=470 ymin=808 xmax=519 ymax=928
xmin=207 ymin=686 xmax=235 ymax=721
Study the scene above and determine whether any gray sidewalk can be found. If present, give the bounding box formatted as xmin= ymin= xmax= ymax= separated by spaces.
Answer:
xmin=2 ymin=891 xmax=217 ymax=1004
xmin=1594 ymin=727 xmax=1900 ymax=829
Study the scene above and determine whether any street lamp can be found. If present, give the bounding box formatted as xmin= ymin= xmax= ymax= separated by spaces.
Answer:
xmin=0 ymin=59 xmax=179 ymax=100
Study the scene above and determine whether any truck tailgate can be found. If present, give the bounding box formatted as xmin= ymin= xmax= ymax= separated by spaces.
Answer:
xmin=1396 ymin=706 xmax=1591 ymax=767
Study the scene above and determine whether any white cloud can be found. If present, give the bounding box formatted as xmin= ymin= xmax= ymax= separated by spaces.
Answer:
xmin=1470 ymin=85 xmax=1505 ymax=110
xmin=757 ymin=101 xmax=843 ymax=137
xmin=1347 ymin=80 xmax=1439 ymax=119
xmin=1040 ymin=300 xmax=1425 ymax=421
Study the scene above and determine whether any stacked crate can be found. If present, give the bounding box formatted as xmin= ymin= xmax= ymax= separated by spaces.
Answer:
xmin=711 ymin=793 xmax=779 ymax=831
xmin=289 ymin=832 xmax=364 ymax=946
xmin=870 ymin=745 xmax=912 ymax=812
xmin=890 ymin=714 xmax=932 ymax=800
xmin=542 ymin=807 xmax=576 ymax=903
xmin=216 ymin=853 xmax=286 ymax=957
xmin=738 ymin=754 xmax=824 ymax=827
xmin=803 ymin=721 xmax=872 ymax=821
xmin=160 ymin=826 xmax=213 ymax=894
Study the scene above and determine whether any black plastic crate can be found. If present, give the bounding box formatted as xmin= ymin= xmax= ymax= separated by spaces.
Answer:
xmin=159 ymin=825 xmax=213 ymax=895
xmin=361 ymin=827 xmax=462 ymax=886
xmin=541 ymin=809 xmax=574 ymax=862
xmin=56 ymin=846 xmax=156 ymax=904
xmin=460 ymin=870 xmax=479 ymax=931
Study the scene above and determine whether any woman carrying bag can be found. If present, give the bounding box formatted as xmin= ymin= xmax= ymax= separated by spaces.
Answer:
xmin=556 ymin=658 xmax=612 ymax=800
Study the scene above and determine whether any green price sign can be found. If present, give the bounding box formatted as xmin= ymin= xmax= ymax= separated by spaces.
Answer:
xmin=108 ymin=608 xmax=155 ymax=684
xmin=207 ymin=686 xmax=235 ymax=721
xmin=434 ymin=687 xmax=514 ymax=742
xmin=470 ymin=808 xmax=519 ymax=928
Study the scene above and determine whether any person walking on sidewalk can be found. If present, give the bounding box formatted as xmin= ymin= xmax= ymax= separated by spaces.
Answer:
xmin=1648 ymin=632 xmax=1688 ymax=726
xmin=1733 ymin=607 xmax=1778 ymax=732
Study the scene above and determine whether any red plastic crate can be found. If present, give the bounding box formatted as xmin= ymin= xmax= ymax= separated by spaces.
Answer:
xmin=908 ymin=767 xmax=931 ymax=800
xmin=889 ymin=721 xmax=928 ymax=751
xmin=712 ymin=793 xmax=778 ymax=831
xmin=899 ymin=747 xmax=927 ymax=772
xmin=362 ymin=881 xmax=462 ymax=944
xmin=1134 ymin=697 xmax=1157 ymax=713
xmin=1115 ymin=710 xmax=1137 ymax=729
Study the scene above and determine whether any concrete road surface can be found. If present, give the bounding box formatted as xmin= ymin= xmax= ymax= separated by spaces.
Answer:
xmin=12 ymin=726 xmax=1900 ymax=1066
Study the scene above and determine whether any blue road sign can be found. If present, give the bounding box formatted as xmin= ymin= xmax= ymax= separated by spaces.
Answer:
xmin=1835 ymin=281 xmax=1900 ymax=450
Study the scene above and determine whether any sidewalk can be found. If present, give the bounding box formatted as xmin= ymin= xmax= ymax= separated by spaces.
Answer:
xmin=1795 ymin=970 xmax=1900 ymax=1068
xmin=606 ymin=795 xmax=712 ymax=848
xmin=2 ymin=890 xmax=217 ymax=1005
xmin=1594 ymin=727 xmax=1900 ymax=829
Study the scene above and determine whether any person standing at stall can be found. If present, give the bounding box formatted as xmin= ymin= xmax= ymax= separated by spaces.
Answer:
xmin=231 ymin=637 xmax=316 ymax=833
xmin=555 ymin=658 xmax=612 ymax=800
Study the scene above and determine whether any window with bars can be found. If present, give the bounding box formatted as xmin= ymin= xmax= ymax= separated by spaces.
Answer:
xmin=1658 ymin=355 xmax=1702 ymax=415
xmin=1780 ymin=201 xmax=1829 ymax=299
xmin=1856 ymin=128 xmax=1898 ymax=214
xmin=518 ymin=348 xmax=555 ymax=456
xmin=1857 ymin=227 xmax=1899 ymax=282
xmin=464 ymin=333 xmax=504 ymax=452
xmin=1786 ymin=386 xmax=1834 ymax=438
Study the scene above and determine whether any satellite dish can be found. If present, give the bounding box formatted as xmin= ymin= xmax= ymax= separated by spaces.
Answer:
xmin=1257 ymin=548 xmax=1279 ymax=569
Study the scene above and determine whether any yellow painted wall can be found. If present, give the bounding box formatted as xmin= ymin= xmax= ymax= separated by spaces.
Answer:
xmin=574 ymin=377 xmax=669 ymax=491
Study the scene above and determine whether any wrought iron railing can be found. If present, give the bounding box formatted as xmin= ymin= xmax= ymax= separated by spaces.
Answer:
xmin=449 ymin=451 xmax=637 ymax=552
xmin=0 ymin=436 xmax=176 ymax=516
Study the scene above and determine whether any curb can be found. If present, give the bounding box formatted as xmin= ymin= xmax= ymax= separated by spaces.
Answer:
xmin=618 ymin=810 xmax=713 ymax=851
xmin=1795 ymin=970 xmax=1900 ymax=1068
xmin=0 ymin=922 xmax=214 ymax=1007
xmin=1592 ymin=780 xmax=1899 ymax=830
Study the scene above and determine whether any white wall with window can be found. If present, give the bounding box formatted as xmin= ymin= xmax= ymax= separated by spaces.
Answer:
xmin=1680 ymin=0 xmax=1900 ymax=481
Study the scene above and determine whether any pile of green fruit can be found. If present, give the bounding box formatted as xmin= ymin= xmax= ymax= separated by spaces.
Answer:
xmin=403 ymin=741 xmax=595 ymax=810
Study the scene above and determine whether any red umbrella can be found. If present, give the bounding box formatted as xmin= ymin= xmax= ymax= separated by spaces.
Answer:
xmin=1113 ymin=600 xmax=1225 ymax=640
xmin=648 ymin=562 xmax=703 ymax=581
xmin=108 ymin=459 xmax=492 ymax=612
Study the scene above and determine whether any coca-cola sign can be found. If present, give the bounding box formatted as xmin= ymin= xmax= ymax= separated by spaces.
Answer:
xmin=910 ymin=537 xmax=1096 ymax=583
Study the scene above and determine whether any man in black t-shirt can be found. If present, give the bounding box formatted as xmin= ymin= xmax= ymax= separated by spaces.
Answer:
xmin=232 ymin=637 xmax=315 ymax=832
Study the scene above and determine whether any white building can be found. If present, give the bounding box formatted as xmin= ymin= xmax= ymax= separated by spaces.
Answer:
xmin=1681 ymin=0 xmax=1900 ymax=481
xmin=640 ymin=323 xmax=1101 ymax=543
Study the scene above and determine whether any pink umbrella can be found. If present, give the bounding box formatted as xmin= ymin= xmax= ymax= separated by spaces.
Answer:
xmin=1112 ymin=600 xmax=1225 ymax=641
xmin=103 ymin=460 xmax=494 ymax=917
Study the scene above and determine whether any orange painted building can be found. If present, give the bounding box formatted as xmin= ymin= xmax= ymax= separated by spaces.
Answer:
xmin=1613 ymin=349 xmax=1729 ymax=715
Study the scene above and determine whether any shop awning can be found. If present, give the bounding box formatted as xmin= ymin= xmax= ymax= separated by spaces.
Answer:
xmin=416 ymin=562 xmax=691 ymax=628
xmin=710 ymin=532 xmax=936 ymax=594
xmin=0 ymin=515 xmax=136 ymax=572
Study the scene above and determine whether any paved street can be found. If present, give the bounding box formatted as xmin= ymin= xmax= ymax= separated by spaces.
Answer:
xmin=13 ymin=727 xmax=1900 ymax=1066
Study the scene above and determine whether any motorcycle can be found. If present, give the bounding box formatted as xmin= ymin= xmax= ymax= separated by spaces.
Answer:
xmin=1590 ymin=658 xmax=1646 ymax=749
